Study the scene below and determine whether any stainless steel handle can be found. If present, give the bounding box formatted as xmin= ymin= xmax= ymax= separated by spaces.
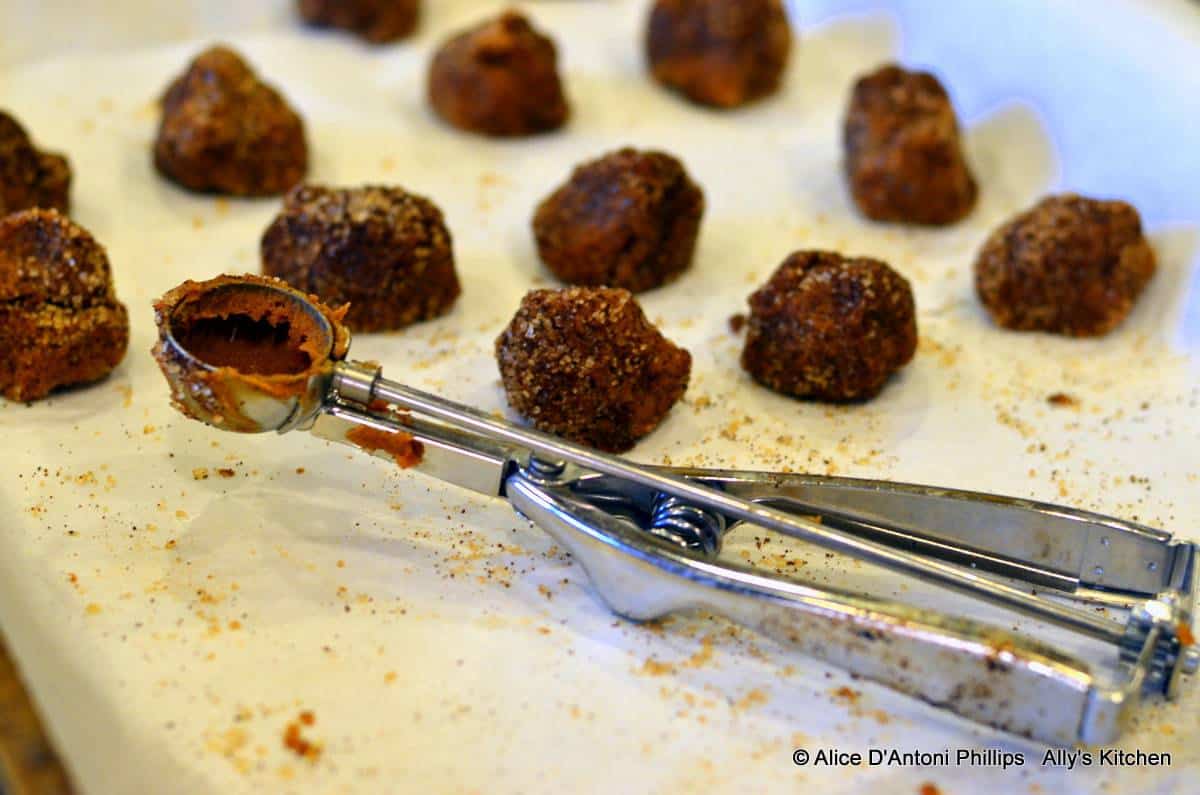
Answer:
xmin=298 ymin=361 xmax=1193 ymax=741
xmin=576 ymin=468 xmax=1189 ymax=601
xmin=505 ymin=473 xmax=1130 ymax=746
xmin=335 ymin=363 xmax=1126 ymax=646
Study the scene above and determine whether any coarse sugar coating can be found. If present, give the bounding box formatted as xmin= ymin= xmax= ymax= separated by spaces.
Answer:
xmin=427 ymin=10 xmax=568 ymax=137
xmin=297 ymin=0 xmax=420 ymax=43
xmin=154 ymin=45 xmax=308 ymax=196
xmin=532 ymin=148 xmax=705 ymax=292
xmin=741 ymin=250 xmax=917 ymax=401
xmin=495 ymin=287 xmax=691 ymax=452
xmin=0 ymin=209 xmax=129 ymax=401
xmin=843 ymin=64 xmax=977 ymax=225
xmin=974 ymin=194 xmax=1156 ymax=336
xmin=261 ymin=184 xmax=460 ymax=332
xmin=646 ymin=0 xmax=792 ymax=109
xmin=0 ymin=110 xmax=70 ymax=216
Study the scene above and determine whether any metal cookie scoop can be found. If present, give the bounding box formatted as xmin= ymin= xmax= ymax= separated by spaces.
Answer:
xmin=153 ymin=274 xmax=1196 ymax=746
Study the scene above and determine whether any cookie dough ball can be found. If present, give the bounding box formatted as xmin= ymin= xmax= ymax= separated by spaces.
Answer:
xmin=154 ymin=45 xmax=308 ymax=196
xmin=0 ymin=110 xmax=70 ymax=216
xmin=261 ymin=184 xmax=461 ymax=332
xmin=495 ymin=287 xmax=691 ymax=452
xmin=0 ymin=210 xmax=129 ymax=401
xmin=646 ymin=0 xmax=792 ymax=109
xmin=532 ymin=148 xmax=705 ymax=293
xmin=975 ymin=194 xmax=1156 ymax=336
xmin=427 ymin=10 xmax=568 ymax=137
xmin=843 ymin=64 xmax=977 ymax=225
xmin=742 ymin=251 xmax=916 ymax=401
xmin=297 ymin=0 xmax=420 ymax=43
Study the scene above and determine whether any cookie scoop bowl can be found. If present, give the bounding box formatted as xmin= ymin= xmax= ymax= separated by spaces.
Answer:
xmin=152 ymin=274 xmax=349 ymax=433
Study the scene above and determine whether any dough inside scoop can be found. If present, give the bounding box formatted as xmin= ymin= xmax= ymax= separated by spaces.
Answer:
xmin=167 ymin=282 xmax=330 ymax=376
xmin=175 ymin=314 xmax=312 ymax=375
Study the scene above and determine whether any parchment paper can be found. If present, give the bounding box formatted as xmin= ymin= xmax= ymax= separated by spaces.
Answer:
xmin=2 ymin=1 xmax=1199 ymax=793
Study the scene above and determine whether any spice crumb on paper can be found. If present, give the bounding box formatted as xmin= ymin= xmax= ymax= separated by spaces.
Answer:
xmin=1046 ymin=391 xmax=1080 ymax=408
xmin=282 ymin=711 xmax=322 ymax=762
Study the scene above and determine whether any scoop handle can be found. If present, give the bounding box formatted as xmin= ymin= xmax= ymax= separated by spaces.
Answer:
xmin=505 ymin=472 xmax=1130 ymax=746
xmin=319 ymin=361 xmax=1129 ymax=646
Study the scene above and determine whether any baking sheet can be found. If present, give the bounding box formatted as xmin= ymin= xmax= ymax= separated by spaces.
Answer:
xmin=2 ymin=0 xmax=1200 ymax=792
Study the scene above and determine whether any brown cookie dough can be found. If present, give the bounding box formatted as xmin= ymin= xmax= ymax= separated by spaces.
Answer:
xmin=0 ymin=110 xmax=70 ymax=216
xmin=154 ymin=45 xmax=308 ymax=196
xmin=646 ymin=0 xmax=792 ymax=109
xmin=495 ymin=287 xmax=691 ymax=452
xmin=261 ymin=184 xmax=460 ymax=332
xmin=297 ymin=0 xmax=420 ymax=43
xmin=974 ymin=194 xmax=1156 ymax=336
xmin=0 ymin=210 xmax=129 ymax=401
xmin=843 ymin=64 xmax=977 ymax=225
xmin=742 ymin=250 xmax=916 ymax=401
xmin=427 ymin=10 xmax=568 ymax=137
xmin=532 ymin=148 xmax=705 ymax=293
